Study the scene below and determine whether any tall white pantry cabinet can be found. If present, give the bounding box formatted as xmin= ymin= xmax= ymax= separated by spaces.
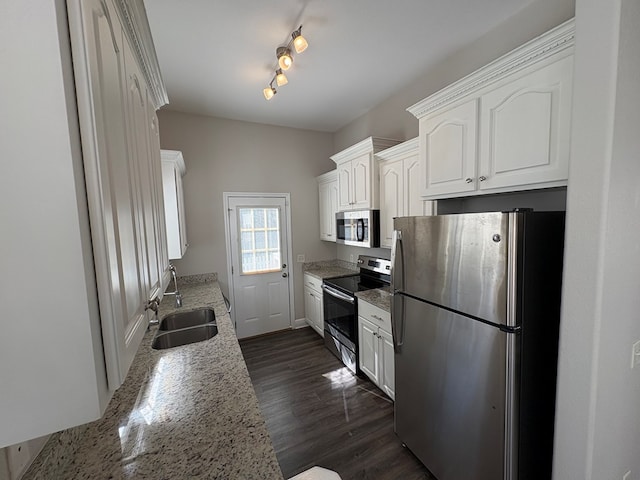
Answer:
xmin=0 ymin=0 xmax=170 ymax=447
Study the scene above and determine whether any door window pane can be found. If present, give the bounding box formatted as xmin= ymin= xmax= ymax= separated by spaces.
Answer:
xmin=238 ymin=207 xmax=281 ymax=274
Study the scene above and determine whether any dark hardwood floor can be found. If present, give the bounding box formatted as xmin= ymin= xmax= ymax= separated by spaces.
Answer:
xmin=239 ymin=327 xmax=435 ymax=480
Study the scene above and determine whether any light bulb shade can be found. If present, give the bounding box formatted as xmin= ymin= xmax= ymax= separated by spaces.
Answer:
xmin=263 ymin=86 xmax=276 ymax=100
xmin=292 ymin=32 xmax=308 ymax=53
xmin=277 ymin=47 xmax=293 ymax=70
xmin=275 ymin=69 xmax=288 ymax=86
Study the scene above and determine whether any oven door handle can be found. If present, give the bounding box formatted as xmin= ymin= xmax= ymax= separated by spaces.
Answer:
xmin=321 ymin=284 xmax=356 ymax=304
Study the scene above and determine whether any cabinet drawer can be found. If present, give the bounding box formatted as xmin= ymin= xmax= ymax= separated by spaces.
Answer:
xmin=358 ymin=300 xmax=391 ymax=332
xmin=303 ymin=273 xmax=323 ymax=293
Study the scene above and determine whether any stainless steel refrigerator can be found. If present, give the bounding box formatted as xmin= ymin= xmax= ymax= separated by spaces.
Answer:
xmin=391 ymin=211 xmax=565 ymax=480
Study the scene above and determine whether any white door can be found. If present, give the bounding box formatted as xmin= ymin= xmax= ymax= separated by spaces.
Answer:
xmin=226 ymin=194 xmax=292 ymax=338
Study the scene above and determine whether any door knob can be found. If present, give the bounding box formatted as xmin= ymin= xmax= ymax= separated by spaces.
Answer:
xmin=479 ymin=176 xmax=487 ymax=182
xmin=282 ymin=272 xmax=288 ymax=278
xmin=282 ymin=264 xmax=287 ymax=269
xmin=465 ymin=177 xmax=473 ymax=183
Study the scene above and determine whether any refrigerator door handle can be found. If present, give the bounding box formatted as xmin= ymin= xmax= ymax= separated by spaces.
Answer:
xmin=390 ymin=229 xmax=405 ymax=349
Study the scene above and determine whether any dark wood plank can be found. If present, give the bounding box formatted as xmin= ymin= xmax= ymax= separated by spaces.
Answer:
xmin=240 ymin=328 xmax=435 ymax=479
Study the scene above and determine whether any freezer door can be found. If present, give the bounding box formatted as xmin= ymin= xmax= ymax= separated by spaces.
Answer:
xmin=393 ymin=213 xmax=509 ymax=325
xmin=395 ymin=296 xmax=509 ymax=480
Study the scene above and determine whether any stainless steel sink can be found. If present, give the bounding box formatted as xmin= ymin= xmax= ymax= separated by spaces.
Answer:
xmin=158 ymin=308 xmax=215 ymax=331
xmin=152 ymin=324 xmax=218 ymax=350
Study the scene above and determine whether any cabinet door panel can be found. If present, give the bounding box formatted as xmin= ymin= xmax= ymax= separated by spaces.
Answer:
xmin=479 ymin=55 xmax=573 ymax=191
xmin=379 ymin=160 xmax=403 ymax=248
xmin=337 ymin=163 xmax=352 ymax=210
xmin=359 ymin=317 xmax=379 ymax=384
xmin=379 ymin=329 xmax=395 ymax=400
xmin=319 ymin=179 xmax=337 ymax=241
xmin=420 ymin=99 xmax=478 ymax=197
xmin=75 ymin=0 xmax=149 ymax=389
xmin=404 ymin=155 xmax=423 ymax=217
xmin=351 ymin=153 xmax=372 ymax=208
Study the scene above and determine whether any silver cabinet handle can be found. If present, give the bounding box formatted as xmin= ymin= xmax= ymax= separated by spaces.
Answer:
xmin=479 ymin=175 xmax=487 ymax=181
xmin=465 ymin=177 xmax=473 ymax=183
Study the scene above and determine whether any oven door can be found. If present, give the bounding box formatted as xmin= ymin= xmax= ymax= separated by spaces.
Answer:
xmin=322 ymin=284 xmax=358 ymax=373
xmin=322 ymin=284 xmax=356 ymax=346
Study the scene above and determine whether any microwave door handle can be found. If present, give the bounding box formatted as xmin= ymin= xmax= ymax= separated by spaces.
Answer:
xmin=356 ymin=218 xmax=365 ymax=241
xmin=390 ymin=229 xmax=405 ymax=350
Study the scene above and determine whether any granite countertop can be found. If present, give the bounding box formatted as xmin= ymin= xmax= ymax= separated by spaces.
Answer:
xmin=302 ymin=259 xmax=357 ymax=281
xmin=356 ymin=286 xmax=392 ymax=312
xmin=26 ymin=278 xmax=283 ymax=480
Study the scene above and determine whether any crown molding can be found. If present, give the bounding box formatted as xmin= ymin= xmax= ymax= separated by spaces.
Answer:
xmin=331 ymin=137 xmax=401 ymax=164
xmin=407 ymin=18 xmax=575 ymax=119
xmin=316 ymin=170 xmax=337 ymax=183
xmin=161 ymin=149 xmax=186 ymax=175
xmin=375 ymin=137 xmax=419 ymax=162
xmin=113 ymin=0 xmax=169 ymax=109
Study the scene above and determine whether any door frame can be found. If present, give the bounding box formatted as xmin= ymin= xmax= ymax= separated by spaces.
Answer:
xmin=223 ymin=192 xmax=295 ymax=332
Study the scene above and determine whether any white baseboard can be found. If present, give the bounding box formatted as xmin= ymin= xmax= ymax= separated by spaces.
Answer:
xmin=293 ymin=317 xmax=309 ymax=329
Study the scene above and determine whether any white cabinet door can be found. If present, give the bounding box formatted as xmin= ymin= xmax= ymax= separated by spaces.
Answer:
xmin=358 ymin=316 xmax=379 ymax=384
xmin=404 ymin=155 xmax=425 ymax=217
xmin=304 ymin=285 xmax=316 ymax=329
xmin=379 ymin=159 xmax=403 ymax=248
xmin=74 ymin=0 xmax=150 ymax=390
xmin=379 ymin=328 xmax=395 ymax=400
xmin=162 ymin=151 xmax=188 ymax=259
xmin=318 ymin=173 xmax=338 ymax=242
xmin=311 ymin=288 xmax=323 ymax=335
xmin=336 ymin=162 xmax=352 ymax=210
xmin=478 ymin=55 xmax=573 ymax=191
xmin=351 ymin=153 xmax=372 ymax=209
xmin=419 ymin=99 xmax=478 ymax=197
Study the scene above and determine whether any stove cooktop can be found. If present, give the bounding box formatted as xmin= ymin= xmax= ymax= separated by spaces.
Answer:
xmin=323 ymin=274 xmax=388 ymax=295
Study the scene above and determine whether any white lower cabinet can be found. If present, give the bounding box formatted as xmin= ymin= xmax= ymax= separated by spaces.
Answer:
xmin=304 ymin=274 xmax=324 ymax=337
xmin=358 ymin=300 xmax=394 ymax=400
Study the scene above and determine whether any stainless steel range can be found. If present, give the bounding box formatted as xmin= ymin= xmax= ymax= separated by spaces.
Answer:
xmin=322 ymin=255 xmax=391 ymax=374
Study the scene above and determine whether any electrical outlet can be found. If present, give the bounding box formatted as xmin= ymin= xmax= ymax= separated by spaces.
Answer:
xmin=631 ymin=341 xmax=640 ymax=369
xmin=7 ymin=443 xmax=31 ymax=479
xmin=623 ymin=470 xmax=631 ymax=480
xmin=296 ymin=254 xmax=305 ymax=263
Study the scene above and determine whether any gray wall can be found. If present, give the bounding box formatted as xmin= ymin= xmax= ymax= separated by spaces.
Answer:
xmin=157 ymin=110 xmax=336 ymax=321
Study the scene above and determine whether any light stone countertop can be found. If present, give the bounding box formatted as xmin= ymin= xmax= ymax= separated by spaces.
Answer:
xmin=25 ymin=279 xmax=283 ymax=480
xmin=302 ymin=259 xmax=357 ymax=281
xmin=356 ymin=287 xmax=392 ymax=312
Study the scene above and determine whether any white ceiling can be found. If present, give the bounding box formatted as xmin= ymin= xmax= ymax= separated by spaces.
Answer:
xmin=145 ymin=0 xmax=535 ymax=132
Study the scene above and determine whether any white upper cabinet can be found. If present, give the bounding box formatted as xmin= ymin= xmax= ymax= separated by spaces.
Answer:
xmin=408 ymin=19 xmax=575 ymax=200
xmin=377 ymin=138 xmax=435 ymax=248
xmin=317 ymin=170 xmax=338 ymax=242
xmin=162 ymin=150 xmax=188 ymax=259
xmin=478 ymin=56 xmax=573 ymax=192
xmin=418 ymin=100 xmax=479 ymax=197
xmin=0 ymin=0 xmax=168 ymax=447
xmin=331 ymin=137 xmax=400 ymax=211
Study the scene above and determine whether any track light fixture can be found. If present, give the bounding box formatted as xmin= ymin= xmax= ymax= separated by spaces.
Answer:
xmin=262 ymin=25 xmax=309 ymax=100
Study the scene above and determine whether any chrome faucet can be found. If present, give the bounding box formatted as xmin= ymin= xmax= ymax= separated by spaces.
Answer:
xmin=146 ymin=297 xmax=160 ymax=326
xmin=164 ymin=264 xmax=183 ymax=308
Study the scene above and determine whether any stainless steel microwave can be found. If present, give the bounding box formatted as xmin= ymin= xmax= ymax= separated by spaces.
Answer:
xmin=336 ymin=210 xmax=380 ymax=248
